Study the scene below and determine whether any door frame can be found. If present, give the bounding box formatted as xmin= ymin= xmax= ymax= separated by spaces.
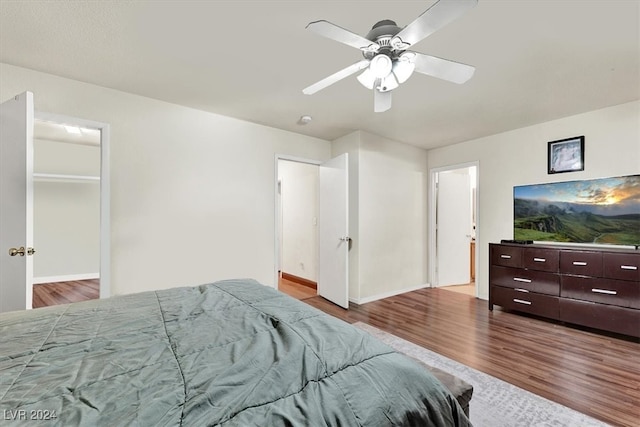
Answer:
xmin=273 ymin=154 xmax=321 ymax=289
xmin=35 ymin=111 xmax=111 ymax=299
xmin=428 ymin=161 xmax=479 ymax=295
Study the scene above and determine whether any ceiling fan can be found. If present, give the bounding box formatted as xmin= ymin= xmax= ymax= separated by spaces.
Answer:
xmin=302 ymin=0 xmax=477 ymax=112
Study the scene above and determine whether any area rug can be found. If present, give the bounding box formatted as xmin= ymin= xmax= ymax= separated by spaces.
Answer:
xmin=353 ymin=322 xmax=609 ymax=427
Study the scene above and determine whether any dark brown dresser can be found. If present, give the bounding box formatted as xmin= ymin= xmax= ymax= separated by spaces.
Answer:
xmin=489 ymin=242 xmax=640 ymax=338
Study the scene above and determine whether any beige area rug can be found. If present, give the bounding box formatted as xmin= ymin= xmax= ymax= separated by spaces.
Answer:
xmin=353 ymin=322 xmax=610 ymax=427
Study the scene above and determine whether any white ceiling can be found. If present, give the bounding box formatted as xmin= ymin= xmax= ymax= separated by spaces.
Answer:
xmin=1 ymin=1 xmax=638 ymax=150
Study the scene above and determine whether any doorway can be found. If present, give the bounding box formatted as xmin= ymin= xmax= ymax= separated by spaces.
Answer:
xmin=276 ymin=158 xmax=320 ymax=300
xmin=274 ymin=154 xmax=350 ymax=308
xmin=429 ymin=162 xmax=478 ymax=296
xmin=31 ymin=117 xmax=106 ymax=306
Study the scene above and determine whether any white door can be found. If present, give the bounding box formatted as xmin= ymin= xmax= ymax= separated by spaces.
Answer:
xmin=318 ymin=154 xmax=349 ymax=308
xmin=0 ymin=92 xmax=34 ymax=312
xmin=436 ymin=171 xmax=471 ymax=286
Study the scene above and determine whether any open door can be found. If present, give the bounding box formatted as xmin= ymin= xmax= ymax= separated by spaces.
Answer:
xmin=0 ymin=92 xmax=34 ymax=312
xmin=436 ymin=170 xmax=471 ymax=286
xmin=318 ymin=153 xmax=349 ymax=308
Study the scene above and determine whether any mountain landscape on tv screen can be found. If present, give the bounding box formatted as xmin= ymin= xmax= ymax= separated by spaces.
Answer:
xmin=514 ymin=175 xmax=640 ymax=245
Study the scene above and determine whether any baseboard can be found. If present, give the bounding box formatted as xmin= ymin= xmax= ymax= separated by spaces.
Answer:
xmin=281 ymin=272 xmax=317 ymax=290
xmin=34 ymin=273 xmax=100 ymax=285
xmin=350 ymin=283 xmax=431 ymax=304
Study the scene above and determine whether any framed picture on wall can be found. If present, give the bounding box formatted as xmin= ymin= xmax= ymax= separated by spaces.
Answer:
xmin=548 ymin=136 xmax=584 ymax=174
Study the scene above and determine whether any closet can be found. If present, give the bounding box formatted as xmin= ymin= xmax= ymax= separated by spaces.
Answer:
xmin=33 ymin=120 xmax=100 ymax=286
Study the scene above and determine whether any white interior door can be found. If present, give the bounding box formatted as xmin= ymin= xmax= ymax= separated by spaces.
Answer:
xmin=318 ymin=153 xmax=349 ymax=308
xmin=0 ymin=92 xmax=34 ymax=312
xmin=436 ymin=171 xmax=471 ymax=287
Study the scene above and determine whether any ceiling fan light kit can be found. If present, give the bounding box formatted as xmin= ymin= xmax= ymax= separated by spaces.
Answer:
xmin=302 ymin=0 xmax=477 ymax=112
xmin=370 ymin=54 xmax=393 ymax=79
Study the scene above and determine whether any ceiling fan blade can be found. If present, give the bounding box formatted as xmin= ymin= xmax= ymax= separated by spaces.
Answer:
xmin=374 ymin=87 xmax=392 ymax=113
xmin=307 ymin=20 xmax=380 ymax=52
xmin=393 ymin=0 xmax=477 ymax=48
xmin=413 ymin=52 xmax=475 ymax=84
xmin=303 ymin=60 xmax=370 ymax=95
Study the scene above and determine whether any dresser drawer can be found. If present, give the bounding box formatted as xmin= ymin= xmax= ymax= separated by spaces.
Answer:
xmin=561 ymin=275 xmax=640 ymax=308
xmin=491 ymin=244 xmax=522 ymax=268
xmin=560 ymin=250 xmax=603 ymax=277
xmin=491 ymin=285 xmax=559 ymax=318
xmin=523 ymin=248 xmax=559 ymax=272
xmin=490 ymin=265 xmax=560 ymax=296
xmin=559 ymin=298 xmax=640 ymax=338
xmin=603 ymin=253 xmax=640 ymax=282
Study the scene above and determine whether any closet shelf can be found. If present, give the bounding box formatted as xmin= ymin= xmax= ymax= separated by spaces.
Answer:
xmin=33 ymin=173 xmax=100 ymax=183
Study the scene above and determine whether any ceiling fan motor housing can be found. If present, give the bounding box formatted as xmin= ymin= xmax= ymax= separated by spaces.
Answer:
xmin=364 ymin=20 xmax=403 ymax=59
xmin=366 ymin=20 xmax=402 ymax=41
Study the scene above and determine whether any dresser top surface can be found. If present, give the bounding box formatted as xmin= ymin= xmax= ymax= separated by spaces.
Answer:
xmin=491 ymin=242 xmax=639 ymax=255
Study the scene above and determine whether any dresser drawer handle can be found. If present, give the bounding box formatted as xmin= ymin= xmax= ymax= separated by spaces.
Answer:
xmin=514 ymin=288 xmax=530 ymax=293
xmin=500 ymin=255 xmax=512 ymax=259
xmin=572 ymin=261 xmax=588 ymax=266
xmin=533 ymin=258 xmax=546 ymax=262
xmin=591 ymin=288 xmax=617 ymax=295
xmin=620 ymin=265 xmax=638 ymax=271
xmin=513 ymin=277 xmax=532 ymax=283
xmin=513 ymin=299 xmax=532 ymax=305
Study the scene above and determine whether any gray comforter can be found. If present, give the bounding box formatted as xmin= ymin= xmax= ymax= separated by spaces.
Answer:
xmin=0 ymin=279 xmax=470 ymax=426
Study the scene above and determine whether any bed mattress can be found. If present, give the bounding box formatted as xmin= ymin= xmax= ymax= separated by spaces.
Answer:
xmin=0 ymin=279 xmax=470 ymax=426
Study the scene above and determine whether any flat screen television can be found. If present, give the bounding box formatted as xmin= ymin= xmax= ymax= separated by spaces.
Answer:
xmin=514 ymin=174 xmax=640 ymax=247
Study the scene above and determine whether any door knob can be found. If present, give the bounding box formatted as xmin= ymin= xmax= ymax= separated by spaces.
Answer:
xmin=8 ymin=247 xmax=34 ymax=257
xmin=9 ymin=247 xmax=25 ymax=257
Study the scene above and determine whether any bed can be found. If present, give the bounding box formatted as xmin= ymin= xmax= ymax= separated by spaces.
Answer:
xmin=0 ymin=279 xmax=471 ymax=426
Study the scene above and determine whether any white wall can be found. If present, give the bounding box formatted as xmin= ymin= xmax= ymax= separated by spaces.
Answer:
xmin=278 ymin=160 xmax=318 ymax=282
xmin=427 ymin=100 xmax=640 ymax=300
xmin=333 ymin=131 xmax=429 ymax=303
xmin=34 ymin=182 xmax=100 ymax=279
xmin=1 ymin=63 xmax=332 ymax=295
xmin=358 ymin=132 xmax=428 ymax=300
xmin=33 ymin=139 xmax=100 ymax=280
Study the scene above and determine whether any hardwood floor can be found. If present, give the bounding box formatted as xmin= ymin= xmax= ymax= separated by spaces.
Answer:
xmin=32 ymin=279 xmax=99 ymax=308
xmin=298 ymin=288 xmax=639 ymax=427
